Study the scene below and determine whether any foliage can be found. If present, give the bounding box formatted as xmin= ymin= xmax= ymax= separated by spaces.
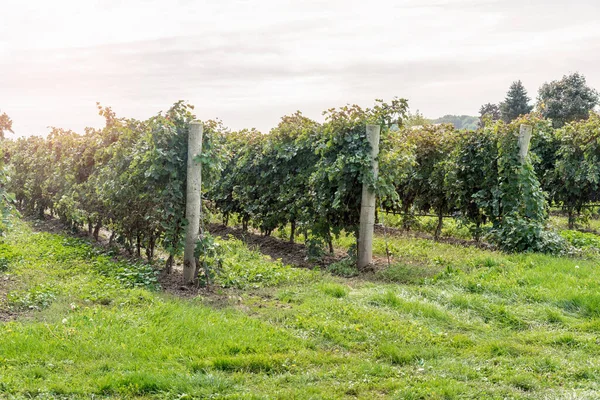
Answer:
xmin=4 ymin=97 xmax=599 ymax=255
xmin=211 ymin=99 xmax=412 ymax=250
xmin=326 ymin=257 xmax=359 ymax=277
xmin=384 ymin=114 xmax=569 ymax=252
xmin=392 ymin=124 xmax=459 ymax=238
xmin=202 ymin=97 xmax=588 ymax=253
xmin=3 ymin=102 xmax=225 ymax=278
xmin=560 ymin=229 xmax=600 ymax=252
xmin=548 ymin=114 xmax=600 ymax=228
xmin=495 ymin=119 xmax=547 ymax=224
xmin=537 ymin=72 xmax=599 ymax=128
xmin=210 ymin=128 xmax=264 ymax=231
xmin=94 ymin=260 xmax=160 ymax=290
xmin=486 ymin=117 xmax=567 ymax=253
xmin=7 ymin=284 xmax=57 ymax=311
xmin=0 ymin=257 xmax=8 ymax=271
xmin=194 ymin=232 xmax=222 ymax=286
xmin=528 ymin=118 xmax=560 ymax=196
xmin=310 ymin=99 xmax=411 ymax=243
xmin=447 ymin=126 xmax=498 ymax=240
xmin=478 ymin=103 xmax=501 ymax=127
xmin=0 ymin=165 xmax=13 ymax=235
xmin=500 ymin=80 xmax=533 ymax=123
xmin=0 ymin=110 xmax=15 ymax=234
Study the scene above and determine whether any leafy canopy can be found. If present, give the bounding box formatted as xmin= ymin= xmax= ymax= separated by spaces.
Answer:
xmin=537 ymin=72 xmax=599 ymax=128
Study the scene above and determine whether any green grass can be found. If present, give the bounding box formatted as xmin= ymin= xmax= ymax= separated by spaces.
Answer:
xmin=2 ymin=218 xmax=600 ymax=398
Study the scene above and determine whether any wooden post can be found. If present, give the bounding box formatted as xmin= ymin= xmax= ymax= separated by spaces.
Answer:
xmin=357 ymin=124 xmax=380 ymax=269
xmin=183 ymin=121 xmax=203 ymax=283
xmin=518 ymin=124 xmax=532 ymax=163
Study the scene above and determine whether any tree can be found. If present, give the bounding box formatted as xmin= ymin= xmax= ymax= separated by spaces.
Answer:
xmin=537 ymin=72 xmax=599 ymax=128
xmin=0 ymin=111 xmax=13 ymax=139
xmin=478 ymin=103 xmax=501 ymax=127
xmin=500 ymin=80 xmax=533 ymax=123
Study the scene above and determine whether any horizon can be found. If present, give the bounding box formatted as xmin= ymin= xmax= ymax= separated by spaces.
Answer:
xmin=1 ymin=0 xmax=599 ymax=137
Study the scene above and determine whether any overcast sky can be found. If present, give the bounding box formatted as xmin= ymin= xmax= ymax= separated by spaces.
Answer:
xmin=1 ymin=0 xmax=599 ymax=137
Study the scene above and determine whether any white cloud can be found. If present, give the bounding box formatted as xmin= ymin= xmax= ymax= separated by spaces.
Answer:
xmin=0 ymin=0 xmax=599 ymax=136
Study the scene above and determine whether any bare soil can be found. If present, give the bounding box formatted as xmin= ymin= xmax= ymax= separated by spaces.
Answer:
xmin=157 ymin=269 xmax=204 ymax=298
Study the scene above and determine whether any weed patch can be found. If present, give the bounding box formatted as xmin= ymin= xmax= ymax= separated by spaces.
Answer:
xmin=7 ymin=284 xmax=57 ymax=311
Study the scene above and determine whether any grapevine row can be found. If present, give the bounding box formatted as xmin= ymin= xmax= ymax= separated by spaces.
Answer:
xmin=3 ymin=101 xmax=600 ymax=263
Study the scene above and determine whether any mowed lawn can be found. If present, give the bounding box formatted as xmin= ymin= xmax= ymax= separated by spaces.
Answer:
xmin=1 ymin=218 xmax=600 ymax=399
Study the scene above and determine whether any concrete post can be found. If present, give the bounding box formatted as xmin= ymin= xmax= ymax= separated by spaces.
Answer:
xmin=518 ymin=124 xmax=532 ymax=163
xmin=357 ymin=124 xmax=380 ymax=269
xmin=183 ymin=121 xmax=203 ymax=283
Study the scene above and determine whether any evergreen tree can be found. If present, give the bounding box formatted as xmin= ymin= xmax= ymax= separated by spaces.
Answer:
xmin=500 ymin=80 xmax=533 ymax=123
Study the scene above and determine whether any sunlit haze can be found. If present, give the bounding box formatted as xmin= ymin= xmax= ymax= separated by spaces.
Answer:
xmin=1 ymin=0 xmax=599 ymax=136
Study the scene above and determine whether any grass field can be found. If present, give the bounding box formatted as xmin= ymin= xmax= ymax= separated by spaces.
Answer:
xmin=1 ymin=217 xmax=600 ymax=399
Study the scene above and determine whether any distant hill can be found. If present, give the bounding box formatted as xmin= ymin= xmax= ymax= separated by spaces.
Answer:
xmin=430 ymin=115 xmax=478 ymax=130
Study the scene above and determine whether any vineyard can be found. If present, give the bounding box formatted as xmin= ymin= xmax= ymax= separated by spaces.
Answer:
xmin=2 ymin=99 xmax=600 ymax=398
xmin=2 ymin=0 xmax=600 ymax=394
xmin=3 ymin=100 xmax=600 ymax=274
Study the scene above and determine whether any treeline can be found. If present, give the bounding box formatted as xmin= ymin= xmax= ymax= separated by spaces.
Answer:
xmin=3 ymin=100 xmax=600 ymax=260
